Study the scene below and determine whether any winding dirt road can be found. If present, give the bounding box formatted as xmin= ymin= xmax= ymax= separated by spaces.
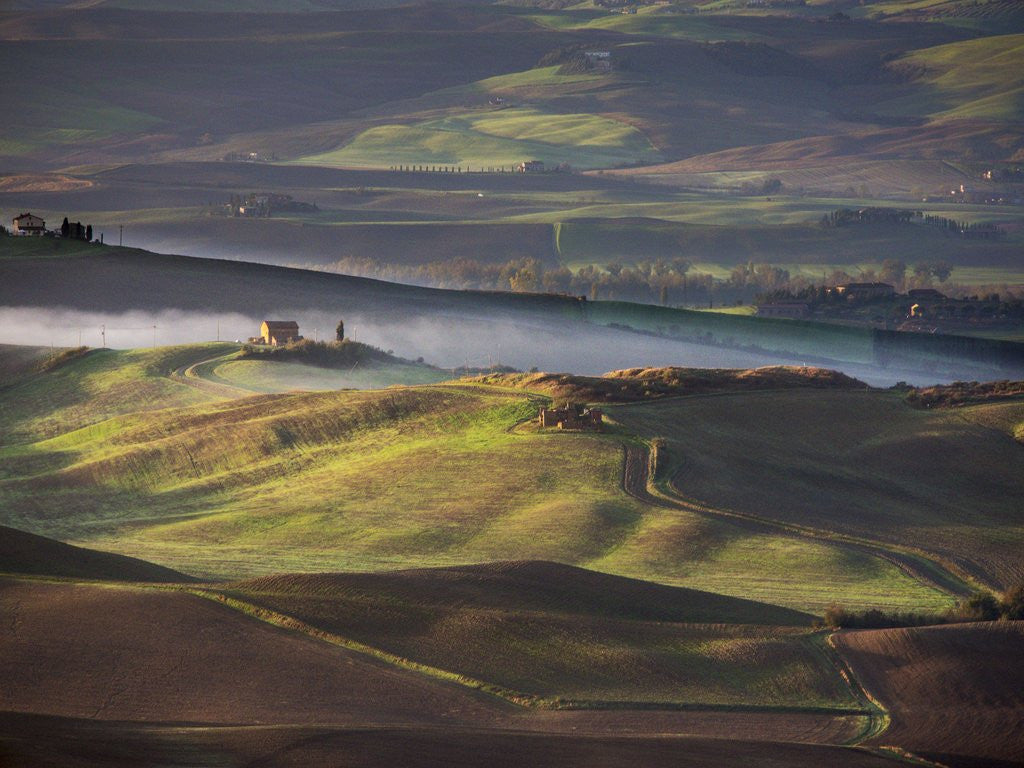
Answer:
xmin=619 ymin=442 xmax=972 ymax=600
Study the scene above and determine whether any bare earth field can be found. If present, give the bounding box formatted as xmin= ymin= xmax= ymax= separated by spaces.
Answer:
xmin=0 ymin=576 xmax=886 ymax=767
xmin=835 ymin=622 xmax=1024 ymax=767
xmin=0 ymin=714 xmax=896 ymax=768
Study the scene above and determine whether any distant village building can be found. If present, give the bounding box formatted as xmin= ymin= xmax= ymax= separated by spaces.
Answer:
xmin=11 ymin=213 xmax=45 ymax=235
xmin=831 ymin=282 xmax=895 ymax=301
xmin=538 ymin=405 xmax=603 ymax=431
xmin=518 ymin=160 xmax=545 ymax=173
xmin=259 ymin=320 xmax=301 ymax=346
xmin=756 ymin=301 xmax=809 ymax=319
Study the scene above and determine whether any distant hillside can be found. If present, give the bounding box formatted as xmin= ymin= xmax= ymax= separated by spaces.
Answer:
xmin=0 ymin=525 xmax=191 ymax=582
xmin=471 ymin=366 xmax=867 ymax=403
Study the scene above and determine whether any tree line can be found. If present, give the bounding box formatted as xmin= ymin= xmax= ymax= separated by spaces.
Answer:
xmin=303 ymin=254 xmax=1021 ymax=308
xmin=822 ymin=585 xmax=1024 ymax=629
xmin=821 ymin=207 xmax=1004 ymax=239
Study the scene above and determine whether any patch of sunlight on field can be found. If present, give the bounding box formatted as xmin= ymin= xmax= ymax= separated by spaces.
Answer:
xmin=877 ymin=34 xmax=1024 ymax=120
xmin=293 ymin=108 xmax=661 ymax=170
xmin=527 ymin=7 xmax=757 ymax=41
xmin=0 ymin=370 xmax=963 ymax=613
xmin=212 ymin=359 xmax=448 ymax=393
xmin=470 ymin=66 xmax=604 ymax=91
xmin=589 ymin=507 xmax=953 ymax=614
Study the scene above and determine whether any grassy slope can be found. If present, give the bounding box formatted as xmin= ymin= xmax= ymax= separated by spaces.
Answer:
xmin=0 ymin=353 xmax=950 ymax=611
xmin=611 ymin=389 xmax=1024 ymax=589
xmin=297 ymin=108 xmax=662 ymax=170
xmin=880 ymin=33 xmax=1024 ymax=121
xmin=0 ymin=344 xmax=55 ymax=386
xmin=210 ymin=357 xmax=449 ymax=392
xmin=0 ymin=344 xmax=232 ymax=444
xmin=228 ymin=562 xmax=861 ymax=710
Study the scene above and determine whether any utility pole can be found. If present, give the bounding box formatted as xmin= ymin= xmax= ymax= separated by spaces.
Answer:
xmin=217 ymin=320 xmax=220 ymax=342
xmin=100 ymin=324 xmax=106 ymax=348
xmin=313 ymin=327 xmax=318 ymax=343
xmin=78 ymin=329 xmax=82 ymax=347
xmin=152 ymin=325 xmax=157 ymax=348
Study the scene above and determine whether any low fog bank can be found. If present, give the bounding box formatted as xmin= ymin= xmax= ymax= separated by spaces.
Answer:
xmin=0 ymin=306 xmax=1010 ymax=388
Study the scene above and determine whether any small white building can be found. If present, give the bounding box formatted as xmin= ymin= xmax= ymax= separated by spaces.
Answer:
xmin=12 ymin=213 xmax=45 ymax=235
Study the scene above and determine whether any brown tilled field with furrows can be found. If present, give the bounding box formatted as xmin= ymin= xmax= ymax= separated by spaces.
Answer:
xmin=834 ymin=621 xmax=1024 ymax=767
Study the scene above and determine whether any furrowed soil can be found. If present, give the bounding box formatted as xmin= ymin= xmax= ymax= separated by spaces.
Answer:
xmin=834 ymin=621 xmax=1024 ymax=767
xmin=0 ymin=713 xmax=897 ymax=768
xmin=0 ymin=577 xmax=884 ymax=767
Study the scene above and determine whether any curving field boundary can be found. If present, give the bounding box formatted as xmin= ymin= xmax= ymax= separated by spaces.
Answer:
xmin=618 ymin=441 xmax=974 ymax=600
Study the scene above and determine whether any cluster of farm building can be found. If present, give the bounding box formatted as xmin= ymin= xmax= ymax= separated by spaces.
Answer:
xmin=7 ymin=212 xmax=95 ymax=241
xmin=757 ymin=282 xmax=1023 ymax=332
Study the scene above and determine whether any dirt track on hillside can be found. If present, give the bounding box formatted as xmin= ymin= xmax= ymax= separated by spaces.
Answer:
xmin=620 ymin=442 xmax=969 ymax=598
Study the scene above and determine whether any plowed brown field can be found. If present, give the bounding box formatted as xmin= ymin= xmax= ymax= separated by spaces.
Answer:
xmin=834 ymin=622 xmax=1024 ymax=767
xmin=0 ymin=712 xmax=900 ymax=768
xmin=0 ymin=577 xmax=885 ymax=767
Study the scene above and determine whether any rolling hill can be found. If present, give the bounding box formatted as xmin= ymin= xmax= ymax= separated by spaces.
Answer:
xmin=0 ymin=525 xmax=191 ymax=582
xmin=0 ymin=348 xmax=970 ymax=612
xmin=227 ymin=562 xmax=856 ymax=709
xmin=1 ymin=2 xmax=1022 ymax=766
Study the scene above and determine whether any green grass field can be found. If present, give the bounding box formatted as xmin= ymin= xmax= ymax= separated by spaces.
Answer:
xmin=0 ymin=348 xmax=960 ymax=612
xmin=210 ymin=358 xmax=449 ymax=392
xmin=295 ymin=108 xmax=662 ymax=170
xmin=879 ymin=33 xmax=1024 ymax=120
xmin=0 ymin=344 xmax=231 ymax=444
